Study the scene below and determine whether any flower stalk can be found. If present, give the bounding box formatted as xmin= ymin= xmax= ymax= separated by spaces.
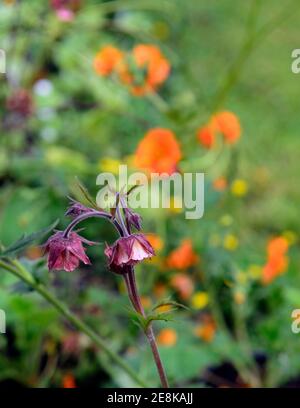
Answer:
xmin=42 ymin=194 xmax=170 ymax=388
xmin=0 ymin=258 xmax=146 ymax=387
xmin=125 ymin=267 xmax=169 ymax=388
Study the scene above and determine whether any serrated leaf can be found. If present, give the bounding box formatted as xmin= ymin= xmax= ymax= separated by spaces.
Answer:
xmin=0 ymin=219 xmax=59 ymax=258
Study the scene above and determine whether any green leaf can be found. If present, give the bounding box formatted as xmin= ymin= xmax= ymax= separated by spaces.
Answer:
xmin=127 ymin=183 xmax=142 ymax=196
xmin=0 ymin=219 xmax=59 ymax=258
xmin=152 ymin=298 xmax=190 ymax=312
xmin=73 ymin=177 xmax=99 ymax=209
xmin=127 ymin=308 xmax=148 ymax=330
xmin=145 ymin=312 xmax=175 ymax=327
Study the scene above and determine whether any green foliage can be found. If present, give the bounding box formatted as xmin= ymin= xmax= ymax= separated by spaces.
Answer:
xmin=0 ymin=0 xmax=299 ymax=388
xmin=0 ymin=220 xmax=59 ymax=258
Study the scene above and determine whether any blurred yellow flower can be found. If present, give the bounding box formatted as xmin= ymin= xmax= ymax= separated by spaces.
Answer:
xmin=248 ymin=264 xmax=262 ymax=280
xmin=231 ymin=179 xmax=248 ymax=197
xmin=234 ymin=291 xmax=246 ymax=305
xmin=219 ymin=214 xmax=233 ymax=227
xmin=236 ymin=271 xmax=248 ymax=285
xmin=191 ymin=291 xmax=209 ymax=309
xmin=98 ymin=157 xmax=122 ymax=175
xmin=282 ymin=230 xmax=297 ymax=245
xmin=223 ymin=234 xmax=239 ymax=251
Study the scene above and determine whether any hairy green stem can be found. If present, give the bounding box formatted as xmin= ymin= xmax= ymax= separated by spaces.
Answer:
xmin=0 ymin=259 xmax=147 ymax=388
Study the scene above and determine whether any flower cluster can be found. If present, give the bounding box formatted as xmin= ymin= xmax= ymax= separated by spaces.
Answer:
xmin=93 ymin=44 xmax=170 ymax=96
xmin=197 ymin=111 xmax=241 ymax=148
xmin=43 ymin=196 xmax=155 ymax=275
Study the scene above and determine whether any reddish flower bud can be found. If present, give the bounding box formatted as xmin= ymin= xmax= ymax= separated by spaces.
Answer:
xmin=124 ymin=207 xmax=142 ymax=231
xmin=43 ymin=231 xmax=96 ymax=272
xmin=65 ymin=199 xmax=93 ymax=218
xmin=104 ymin=234 xmax=155 ymax=274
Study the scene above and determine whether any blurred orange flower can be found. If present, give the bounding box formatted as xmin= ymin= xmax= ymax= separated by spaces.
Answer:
xmin=128 ymin=44 xmax=170 ymax=96
xmin=153 ymin=282 xmax=168 ymax=299
xmin=145 ymin=233 xmax=164 ymax=252
xmin=170 ymin=273 xmax=194 ymax=300
xmin=140 ymin=296 xmax=152 ymax=309
xmin=94 ymin=44 xmax=170 ymax=96
xmin=197 ymin=110 xmax=241 ymax=148
xmin=212 ymin=111 xmax=241 ymax=144
xmin=62 ymin=373 xmax=76 ymax=388
xmin=93 ymin=45 xmax=123 ymax=76
xmin=167 ymin=239 xmax=199 ymax=269
xmin=194 ymin=317 xmax=216 ymax=343
xmin=134 ymin=128 xmax=181 ymax=175
xmin=262 ymin=236 xmax=289 ymax=284
xmin=25 ymin=245 xmax=44 ymax=260
xmin=196 ymin=124 xmax=215 ymax=149
xmin=213 ymin=176 xmax=228 ymax=191
xmin=157 ymin=328 xmax=177 ymax=346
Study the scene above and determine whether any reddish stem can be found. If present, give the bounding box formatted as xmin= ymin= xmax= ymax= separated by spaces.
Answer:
xmin=125 ymin=268 xmax=169 ymax=388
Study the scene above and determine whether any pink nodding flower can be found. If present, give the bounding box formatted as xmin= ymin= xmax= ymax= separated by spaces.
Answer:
xmin=104 ymin=234 xmax=155 ymax=274
xmin=44 ymin=231 xmax=96 ymax=272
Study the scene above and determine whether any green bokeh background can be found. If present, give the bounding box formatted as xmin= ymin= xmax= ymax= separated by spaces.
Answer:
xmin=0 ymin=0 xmax=299 ymax=388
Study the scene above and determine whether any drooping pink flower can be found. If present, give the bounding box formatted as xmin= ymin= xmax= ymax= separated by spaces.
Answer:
xmin=43 ymin=231 xmax=96 ymax=272
xmin=104 ymin=234 xmax=155 ymax=274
